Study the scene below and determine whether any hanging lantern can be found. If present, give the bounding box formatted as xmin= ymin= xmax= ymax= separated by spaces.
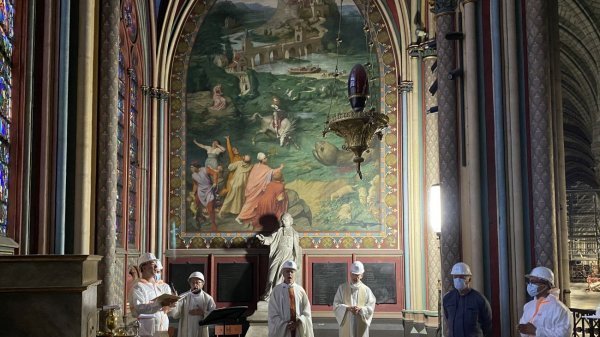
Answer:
xmin=323 ymin=63 xmax=388 ymax=179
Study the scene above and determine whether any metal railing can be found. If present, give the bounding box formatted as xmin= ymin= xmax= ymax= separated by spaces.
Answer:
xmin=571 ymin=308 xmax=599 ymax=336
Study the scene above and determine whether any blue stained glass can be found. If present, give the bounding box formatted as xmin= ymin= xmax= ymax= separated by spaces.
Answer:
xmin=0 ymin=57 xmax=10 ymax=85
xmin=129 ymin=136 xmax=137 ymax=158
xmin=0 ymin=0 xmax=12 ymax=238
xmin=5 ymin=80 xmax=10 ymax=121
xmin=0 ymin=117 xmax=7 ymax=139
xmin=117 ymin=97 xmax=124 ymax=113
xmin=0 ymin=163 xmax=7 ymax=203
xmin=130 ymin=83 xmax=137 ymax=102
xmin=129 ymin=165 xmax=137 ymax=192
xmin=127 ymin=219 xmax=136 ymax=248
xmin=0 ymin=1 xmax=14 ymax=39
xmin=117 ymin=125 xmax=124 ymax=141
xmin=0 ymin=142 xmax=7 ymax=163
xmin=128 ymin=193 xmax=136 ymax=218
xmin=117 ymin=156 xmax=123 ymax=179
xmin=130 ymin=123 xmax=137 ymax=137
xmin=0 ymin=204 xmax=5 ymax=220
xmin=118 ymin=80 xmax=125 ymax=98
xmin=0 ymin=29 xmax=12 ymax=58
xmin=117 ymin=166 xmax=123 ymax=187
xmin=117 ymin=139 xmax=123 ymax=156
xmin=115 ymin=214 xmax=123 ymax=246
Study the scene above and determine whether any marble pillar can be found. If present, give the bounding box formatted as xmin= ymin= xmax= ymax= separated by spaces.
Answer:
xmin=96 ymin=0 xmax=120 ymax=309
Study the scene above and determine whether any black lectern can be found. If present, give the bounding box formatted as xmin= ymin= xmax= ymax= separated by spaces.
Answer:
xmin=200 ymin=306 xmax=248 ymax=337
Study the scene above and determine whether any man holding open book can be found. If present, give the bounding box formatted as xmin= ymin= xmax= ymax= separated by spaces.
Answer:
xmin=129 ymin=253 xmax=179 ymax=337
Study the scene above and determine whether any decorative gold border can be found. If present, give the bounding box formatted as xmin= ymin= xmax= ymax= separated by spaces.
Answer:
xmin=168 ymin=1 xmax=400 ymax=250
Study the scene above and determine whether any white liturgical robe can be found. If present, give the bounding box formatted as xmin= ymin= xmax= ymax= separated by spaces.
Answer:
xmin=333 ymin=282 xmax=376 ymax=337
xmin=268 ymin=282 xmax=314 ymax=337
xmin=170 ymin=290 xmax=216 ymax=337
xmin=129 ymin=279 xmax=172 ymax=337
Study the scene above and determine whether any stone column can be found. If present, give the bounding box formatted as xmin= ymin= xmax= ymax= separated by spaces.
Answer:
xmin=423 ymin=49 xmax=439 ymax=314
xmin=96 ymin=0 xmax=120 ymax=308
xmin=459 ymin=0 xmax=483 ymax=291
xmin=500 ymin=0 xmax=527 ymax=323
xmin=74 ymin=0 xmax=96 ymax=255
xmin=434 ymin=0 xmax=460 ymax=294
xmin=525 ymin=0 xmax=557 ymax=268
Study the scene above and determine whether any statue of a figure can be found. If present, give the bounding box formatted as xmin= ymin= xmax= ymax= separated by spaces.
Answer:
xmin=256 ymin=212 xmax=302 ymax=301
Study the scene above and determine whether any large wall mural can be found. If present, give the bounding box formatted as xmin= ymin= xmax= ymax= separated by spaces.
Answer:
xmin=169 ymin=0 xmax=400 ymax=250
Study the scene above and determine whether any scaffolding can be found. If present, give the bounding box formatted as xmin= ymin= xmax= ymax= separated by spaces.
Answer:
xmin=567 ymin=189 xmax=600 ymax=285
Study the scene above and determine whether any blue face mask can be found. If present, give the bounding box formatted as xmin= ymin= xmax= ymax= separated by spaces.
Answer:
xmin=154 ymin=273 xmax=161 ymax=281
xmin=527 ymin=283 xmax=540 ymax=297
xmin=453 ymin=278 xmax=467 ymax=291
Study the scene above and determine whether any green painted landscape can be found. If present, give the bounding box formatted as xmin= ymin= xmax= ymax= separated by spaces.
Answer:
xmin=183 ymin=0 xmax=384 ymax=233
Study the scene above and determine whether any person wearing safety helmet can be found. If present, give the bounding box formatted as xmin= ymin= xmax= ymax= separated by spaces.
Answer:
xmin=332 ymin=261 xmax=376 ymax=337
xmin=268 ymin=260 xmax=314 ymax=337
xmin=517 ymin=266 xmax=573 ymax=337
xmin=129 ymin=253 xmax=178 ymax=337
xmin=443 ymin=262 xmax=492 ymax=337
xmin=170 ymin=271 xmax=216 ymax=337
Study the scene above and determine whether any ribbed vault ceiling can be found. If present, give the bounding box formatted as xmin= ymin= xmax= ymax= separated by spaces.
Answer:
xmin=559 ymin=0 xmax=600 ymax=188
xmin=559 ymin=0 xmax=600 ymax=243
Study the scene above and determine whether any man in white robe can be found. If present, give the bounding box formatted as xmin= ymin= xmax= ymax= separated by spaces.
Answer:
xmin=268 ymin=260 xmax=314 ymax=337
xmin=170 ymin=271 xmax=216 ymax=337
xmin=129 ymin=253 xmax=178 ymax=337
xmin=333 ymin=261 xmax=376 ymax=337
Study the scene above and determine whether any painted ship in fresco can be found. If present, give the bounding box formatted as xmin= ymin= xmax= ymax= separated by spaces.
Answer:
xmin=287 ymin=65 xmax=322 ymax=74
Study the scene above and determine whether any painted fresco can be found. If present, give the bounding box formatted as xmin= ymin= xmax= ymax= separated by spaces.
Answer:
xmin=169 ymin=0 xmax=399 ymax=249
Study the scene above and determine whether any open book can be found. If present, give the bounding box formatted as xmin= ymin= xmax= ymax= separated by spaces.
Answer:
xmin=152 ymin=293 xmax=181 ymax=305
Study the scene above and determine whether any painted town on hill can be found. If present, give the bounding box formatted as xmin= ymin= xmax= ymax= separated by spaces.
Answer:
xmin=168 ymin=0 xmax=399 ymax=249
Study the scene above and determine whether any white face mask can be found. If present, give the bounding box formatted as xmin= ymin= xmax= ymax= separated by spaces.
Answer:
xmin=453 ymin=278 xmax=467 ymax=291
xmin=527 ymin=283 xmax=540 ymax=297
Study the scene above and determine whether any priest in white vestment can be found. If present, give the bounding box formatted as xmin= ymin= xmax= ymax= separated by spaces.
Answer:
xmin=129 ymin=253 xmax=178 ymax=337
xmin=268 ymin=260 xmax=314 ymax=337
xmin=170 ymin=271 xmax=216 ymax=337
xmin=333 ymin=261 xmax=376 ymax=337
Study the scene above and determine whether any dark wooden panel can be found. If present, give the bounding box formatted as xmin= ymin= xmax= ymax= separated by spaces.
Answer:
xmin=311 ymin=263 xmax=347 ymax=305
xmin=217 ymin=263 xmax=253 ymax=302
xmin=363 ymin=262 xmax=396 ymax=304
xmin=169 ymin=263 xmax=205 ymax=295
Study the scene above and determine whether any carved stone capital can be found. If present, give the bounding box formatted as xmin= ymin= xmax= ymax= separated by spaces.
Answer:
xmin=141 ymin=85 xmax=170 ymax=100
xmin=400 ymin=81 xmax=414 ymax=93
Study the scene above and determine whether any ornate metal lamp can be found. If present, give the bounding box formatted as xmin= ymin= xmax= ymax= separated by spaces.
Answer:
xmin=323 ymin=64 xmax=388 ymax=179
xmin=322 ymin=2 xmax=388 ymax=179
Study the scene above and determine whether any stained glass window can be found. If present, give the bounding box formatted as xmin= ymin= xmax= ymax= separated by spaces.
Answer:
xmin=116 ymin=49 xmax=126 ymax=245
xmin=0 ymin=0 xmax=14 ymax=237
xmin=117 ymin=0 xmax=143 ymax=250
xmin=127 ymin=65 xmax=139 ymax=249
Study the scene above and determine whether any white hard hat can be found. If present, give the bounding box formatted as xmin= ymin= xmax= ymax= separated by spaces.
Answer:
xmin=257 ymin=152 xmax=267 ymax=161
xmin=351 ymin=261 xmax=365 ymax=274
xmin=155 ymin=260 xmax=163 ymax=271
xmin=451 ymin=262 xmax=472 ymax=276
xmin=138 ymin=253 xmax=159 ymax=267
xmin=188 ymin=271 xmax=205 ymax=282
xmin=526 ymin=266 xmax=554 ymax=286
xmin=281 ymin=260 xmax=297 ymax=271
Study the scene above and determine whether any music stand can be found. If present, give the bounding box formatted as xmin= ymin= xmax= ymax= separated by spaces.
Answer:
xmin=200 ymin=306 xmax=248 ymax=337
xmin=199 ymin=306 xmax=248 ymax=326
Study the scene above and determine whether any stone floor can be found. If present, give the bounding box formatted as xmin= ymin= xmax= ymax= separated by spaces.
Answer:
xmin=571 ymin=282 xmax=600 ymax=310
